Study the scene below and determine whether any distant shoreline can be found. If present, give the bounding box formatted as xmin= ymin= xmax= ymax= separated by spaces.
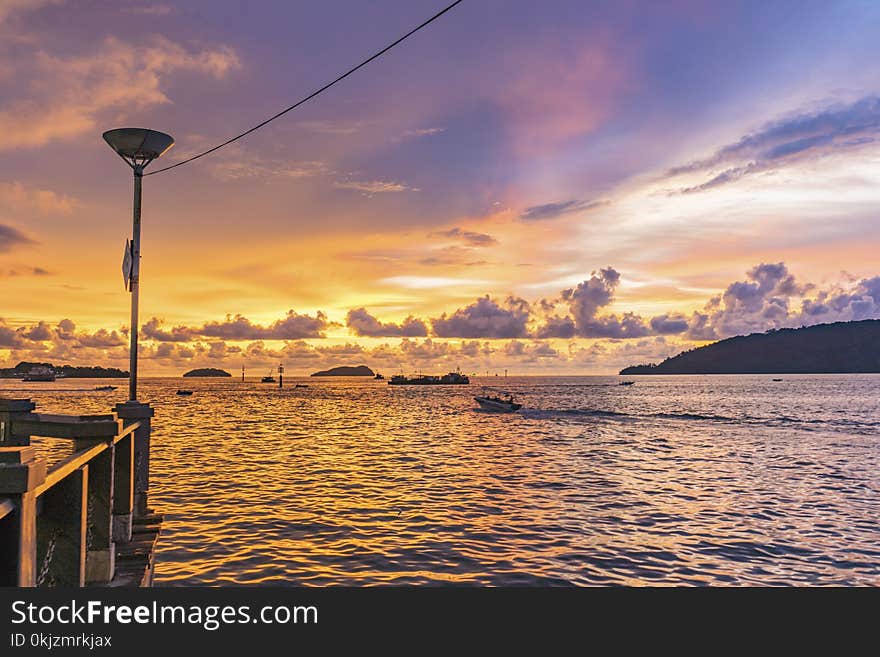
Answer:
xmin=621 ymin=320 xmax=880 ymax=375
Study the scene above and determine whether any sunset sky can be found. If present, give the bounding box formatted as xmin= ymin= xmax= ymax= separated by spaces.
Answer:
xmin=2 ymin=0 xmax=880 ymax=374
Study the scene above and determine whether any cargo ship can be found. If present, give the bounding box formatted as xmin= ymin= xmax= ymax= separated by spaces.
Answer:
xmin=388 ymin=371 xmax=469 ymax=385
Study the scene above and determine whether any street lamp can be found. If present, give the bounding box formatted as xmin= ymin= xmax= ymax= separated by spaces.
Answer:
xmin=103 ymin=128 xmax=174 ymax=402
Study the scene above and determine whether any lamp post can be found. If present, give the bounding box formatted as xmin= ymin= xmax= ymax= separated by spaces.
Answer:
xmin=102 ymin=128 xmax=174 ymax=402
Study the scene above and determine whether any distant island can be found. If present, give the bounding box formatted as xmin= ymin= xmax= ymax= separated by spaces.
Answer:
xmin=183 ymin=368 xmax=232 ymax=378
xmin=620 ymin=320 xmax=880 ymax=374
xmin=311 ymin=365 xmax=375 ymax=377
xmin=0 ymin=361 xmax=129 ymax=379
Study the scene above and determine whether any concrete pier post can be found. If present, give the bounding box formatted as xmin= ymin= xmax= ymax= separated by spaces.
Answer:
xmin=0 ymin=399 xmax=36 ymax=446
xmin=114 ymin=402 xmax=154 ymax=518
xmin=0 ymin=446 xmax=45 ymax=586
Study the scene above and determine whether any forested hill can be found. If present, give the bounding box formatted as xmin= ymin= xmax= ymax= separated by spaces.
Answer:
xmin=619 ymin=320 xmax=880 ymax=374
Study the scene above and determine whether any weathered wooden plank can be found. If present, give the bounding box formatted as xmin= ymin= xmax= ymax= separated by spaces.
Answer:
xmin=0 ymin=446 xmax=36 ymax=464
xmin=33 ymin=443 xmax=107 ymax=497
xmin=0 ymin=492 xmax=36 ymax=586
xmin=12 ymin=415 xmax=121 ymax=439
xmin=0 ymin=399 xmax=36 ymax=413
xmin=0 ymin=460 xmax=47 ymax=493
xmin=0 ymin=400 xmax=37 ymax=446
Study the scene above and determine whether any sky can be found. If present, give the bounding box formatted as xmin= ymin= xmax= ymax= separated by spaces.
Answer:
xmin=1 ymin=0 xmax=880 ymax=375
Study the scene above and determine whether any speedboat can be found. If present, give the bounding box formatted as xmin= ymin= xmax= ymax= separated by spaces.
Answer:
xmin=474 ymin=391 xmax=521 ymax=412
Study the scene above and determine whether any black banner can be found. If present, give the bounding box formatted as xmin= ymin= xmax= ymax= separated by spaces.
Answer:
xmin=0 ymin=587 xmax=873 ymax=651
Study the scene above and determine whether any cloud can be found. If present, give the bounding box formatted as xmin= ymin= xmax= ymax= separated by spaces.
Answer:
xmin=503 ymin=340 xmax=561 ymax=362
xmin=0 ymin=223 xmax=35 ymax=252
xmin=333 ymin=180 xmax=418 ymax=194
xmin=141 ymin=317 xmax=196 ymax=342
xmin=0 ymin=318 xmax=125 ymax=350
xmin=684 ymin=263 xmax=880 ymax=339
xmin=0 ymin=35 xmax=239 ymax=150
xmin=296 ymin=120 xmax=368 ymax=136
xmin=392 ymin=127 xmax=445 ymax=142
xmin=537 ymin=267 xmax=656 ymax=338
xmin=5 ymin=264 xmax=880 ymax=375
xmin=670 ymin=96 xmax=880 ymax=193
xmin=0 ymin=181 xmax=79 ymax=214
xmin=431 ymin=296 xmax=531 ymax=338
xmin=201 ymin=311 xmax=330 ymax=340
xmin=649 ymin=314 xmax=689 ymax=335
xmin=417 ymin=248 xmax=488 ymax=267
xmin=562 ymin=267 xmax=620 ymax=326
xmin=576 ymin=313 xmax=652 ymax=339
xmin=75 ymin=328 xmax=126 ymax=348
xmin=0 ymin=324 xmax=29 ymax=348
xmin=142 ymin=311 xmax=331 ymax=341
xmin=519 ymin=199 xmax=607 ymax=221
xmin=197 ymin=144 xmax=331 ymax=181
xmin=0 ymin=0 xmax=62 ymax=25
xmin=429 ymin=227 xmax=498 ymax=247
xmin=535 ymin=315 xmax=576 ymax=339
xmin=346 ymin=308 xmax=428 ymax=337
xmin=124 ymin=3 xmax=178 ymax=16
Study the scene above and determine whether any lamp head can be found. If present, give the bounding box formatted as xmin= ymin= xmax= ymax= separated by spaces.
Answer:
xmin=103 ymin=128 xmax=174 ymax=170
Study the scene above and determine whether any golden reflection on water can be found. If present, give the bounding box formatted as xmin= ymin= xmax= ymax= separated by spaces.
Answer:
xmin=7 ymin=375 xmax=880 ymax=586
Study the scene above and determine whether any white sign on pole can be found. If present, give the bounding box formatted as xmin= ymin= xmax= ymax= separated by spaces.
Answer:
xmin=122 ymin=239 xmax=133 ymax=291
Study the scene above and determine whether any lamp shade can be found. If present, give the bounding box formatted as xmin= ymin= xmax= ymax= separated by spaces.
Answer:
xmin=103 ymin=128 xmax=174 ymax=161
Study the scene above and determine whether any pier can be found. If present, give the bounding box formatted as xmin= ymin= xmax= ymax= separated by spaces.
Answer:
xmin=0 ymin=398 xmax=160 ymax=587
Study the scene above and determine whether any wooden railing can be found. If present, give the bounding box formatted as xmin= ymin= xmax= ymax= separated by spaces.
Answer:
xmin=0 ymin=398 xmax=158 ymax=587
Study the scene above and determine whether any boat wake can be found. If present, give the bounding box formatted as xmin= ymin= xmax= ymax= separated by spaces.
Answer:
xmin=520 ymin=408 xmax=880 ymax=434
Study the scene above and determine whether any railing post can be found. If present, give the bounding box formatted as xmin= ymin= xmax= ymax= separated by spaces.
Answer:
xmin=0 ymin=399 xmax=37 ymax=446
xmin=113 ymin=431 xmax=134 ymax=543
xmin=0 ymin=446 xmax=46 ymax=586
xmin=75 ymin=436 xmax=115 ymax=584
xmin=114 ymin=402 xmax=153 ymax=518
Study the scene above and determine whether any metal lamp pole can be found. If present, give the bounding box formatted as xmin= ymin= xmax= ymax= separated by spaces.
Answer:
xmin=128 ymin=167 xmax=143 ymax=401
xmin=103 ymin=128 xmax=175 ymax=402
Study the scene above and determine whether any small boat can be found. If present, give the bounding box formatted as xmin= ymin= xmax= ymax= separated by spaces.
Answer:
xmin=772 ymin=378 xmax=783 ymax=382
xmin=374 ymin=373 xmax=384 ymax=380
xmin=261 ymin=368 xmax=276 ymax=383
xmin=294 ymin=384 xmax=308 ymax=388
xmin=94 ymin=385 xmax=117 ymax=391
xmin=176 ymin=389 xmax=193 ymax=396
xmin=389 ymin=371 xmax=470 ymax=385
xmin=474 ymin=389 xmax=521 ymax=412
xmin=619 ymin=381 xmax=635 ymax=386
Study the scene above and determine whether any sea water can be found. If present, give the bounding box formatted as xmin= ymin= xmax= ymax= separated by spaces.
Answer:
xmin=5 ymin=374 xmax=878 ymax=585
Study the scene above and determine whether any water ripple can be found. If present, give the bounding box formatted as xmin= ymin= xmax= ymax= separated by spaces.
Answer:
xmin=5 ymin=373 xmax=879 ymax=586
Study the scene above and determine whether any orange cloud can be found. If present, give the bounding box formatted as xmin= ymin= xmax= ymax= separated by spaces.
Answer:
xmin=0 ymin=36 xmax=239 ymax=150
xmin=0 ymin=181 xmax=79 ymax=214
